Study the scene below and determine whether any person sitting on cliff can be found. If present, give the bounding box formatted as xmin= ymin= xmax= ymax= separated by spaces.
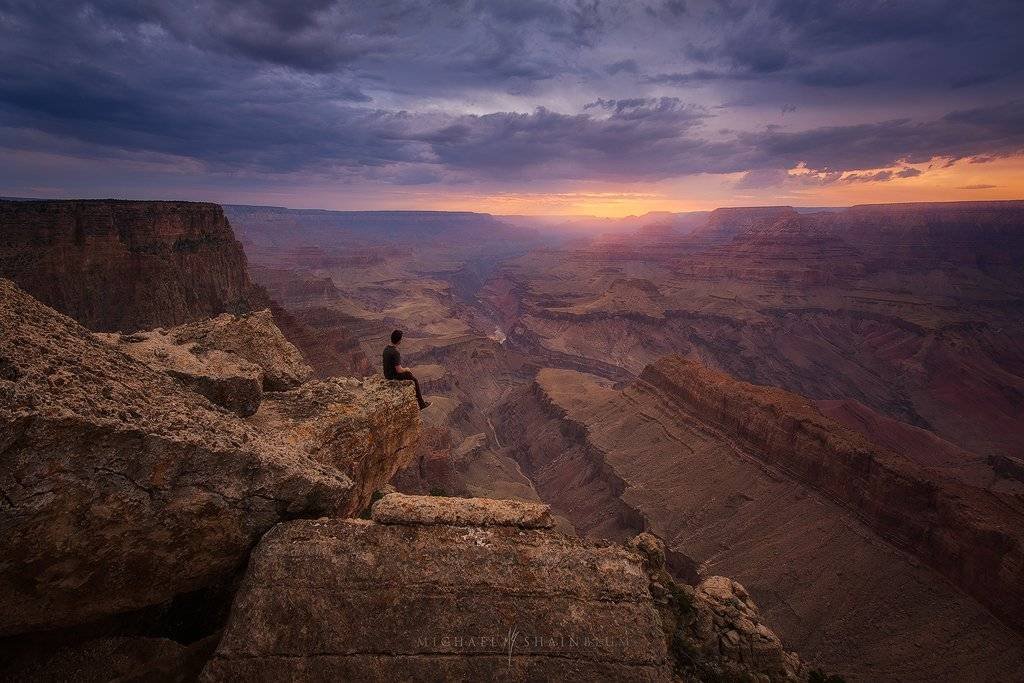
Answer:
xmin=383 ymin=329 xmax=430 ymax=410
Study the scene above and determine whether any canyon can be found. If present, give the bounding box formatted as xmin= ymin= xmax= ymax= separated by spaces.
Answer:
xmin=2 ymin=198 xmax=1023 ymax=681
xmin=223 ymin=199 xmax=1024 ymax=680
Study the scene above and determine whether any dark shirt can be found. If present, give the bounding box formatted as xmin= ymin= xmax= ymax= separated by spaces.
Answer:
xmin=382 ymin=344 xmax=401 ymax=379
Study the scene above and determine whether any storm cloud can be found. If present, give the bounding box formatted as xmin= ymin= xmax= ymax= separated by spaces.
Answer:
xmin=1 ymin=0 xmax=1023 ymax=196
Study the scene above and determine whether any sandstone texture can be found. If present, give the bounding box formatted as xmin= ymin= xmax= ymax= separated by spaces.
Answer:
xmin=202 ymin=496 xmax=802 ymax=682
xmin=371 ymin=491 xmax=553 ymax=527
xmin=164 ymin=309 xmax=313 ymax=390
xmin=94 ymin=329 xmax=264 ymax=418
xmin=251 ymin=377 xmax=420 ymax=516
xmin=96 ymin=309 xmax=315 ymax=416
xmin=0 ymin=279 xmax=416 ymax=637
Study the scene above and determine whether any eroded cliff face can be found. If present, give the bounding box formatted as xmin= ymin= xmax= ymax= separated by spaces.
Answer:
xmin=0 ymin=279 xmax=419 ymax=639
xmin=640 ymin=356 xmax=1024 ymax=633
xmin=494 ymin=358 xmax=1024 ymax=681
xmin=202 ymin=494 xmax=804 ymax=682
xmin=0 ymin=199 xmax=370 ymax=378
xmin=482 ymin=200 xmax=1024 ymax=460
xmin=0 ymin=200 xmax=266 ymax=332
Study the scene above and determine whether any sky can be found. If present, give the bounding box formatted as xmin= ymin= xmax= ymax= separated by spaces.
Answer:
xmin=1 ymin=0 xmax=1023 ymax=216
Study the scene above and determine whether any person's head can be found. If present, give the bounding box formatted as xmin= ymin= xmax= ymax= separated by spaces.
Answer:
xmin=390 ymin=329 xmax=403 ymax=345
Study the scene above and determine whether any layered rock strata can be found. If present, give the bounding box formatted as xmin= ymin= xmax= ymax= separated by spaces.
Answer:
xmin=640 ymin=356 xmax=1024 ymax=632
xmin=0 ymin=200 xmax=265 ymax=332
xmin=495 ymin=359 xmax=1024 ymax=680
xmin=0 ymin=199 xmax=369 ymax=379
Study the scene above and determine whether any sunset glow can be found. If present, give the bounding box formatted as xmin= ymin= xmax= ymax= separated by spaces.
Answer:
xmin=2 ymin=2 xmax=1022 ymax=214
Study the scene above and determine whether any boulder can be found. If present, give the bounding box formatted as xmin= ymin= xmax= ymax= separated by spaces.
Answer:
xmin=201 ymin=496 xmax=804 ymax=682
xmin=250 ymin=378 xmax=420 ymax=516
xmin=167 ymin=310 xmax=312 ymax=391
xmin=95 ymin=329 xmax=263 ymax=417
xmin=94 ymin=310 xmax=314 ymax=417
xmin=0 ymin=279 xmax=391 ymax=636
xmin=201 ymin=501 xmax=673 ymax=682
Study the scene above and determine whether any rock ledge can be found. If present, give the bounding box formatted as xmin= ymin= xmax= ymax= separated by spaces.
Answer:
xmin=371 ymin=492 xmax=554 ymax=528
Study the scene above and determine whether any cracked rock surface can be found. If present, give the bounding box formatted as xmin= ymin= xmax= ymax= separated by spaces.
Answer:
xmin=0 ymin=279 xmax=367 ymax=636
xmin=201 ymin=514 xmax=673 ymax=682
xmin=202 ymin=497 xmax=804 ymax=682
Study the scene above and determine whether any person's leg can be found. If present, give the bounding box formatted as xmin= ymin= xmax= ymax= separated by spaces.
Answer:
xmin=395 ymin=370 xmax=426 ymax=408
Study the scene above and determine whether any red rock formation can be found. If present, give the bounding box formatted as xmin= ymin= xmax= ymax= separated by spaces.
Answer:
xmin=0 ymin=200 xmax=266 ymax=332
xmin=0 ymin=199 xmax=370 ymax=379
xmin=816 ymin=397 xmax=1017 ymax=491
xmin=0 ymin=279 xmax=419 ymax=637
xmin=0 ymin=279 xmax=349 ymax=635
xmin=641 ymin=356 xmax=1024 ymax=633
xmin=483 ymin=200 xmax=1024 ymax=459
xmin=494 ymin=362 xmax=1024 ymax=680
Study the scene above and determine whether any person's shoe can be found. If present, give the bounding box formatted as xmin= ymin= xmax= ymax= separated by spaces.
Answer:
xmin=419 ymin=401 xmax=431 ymax=410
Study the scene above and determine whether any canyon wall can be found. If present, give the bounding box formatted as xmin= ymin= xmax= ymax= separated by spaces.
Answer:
xmin=483 ymin=200 xmax=1024 ymax=460
xmin=494 ymin=359 xmax=1024 ymax=680
xmin=640 ymin=356 xmax=1024 ymax=633
xmin=0 ymin=200 xmax=266 ymax=332
xmin=0 ymin=199 xmax=369 ymax=377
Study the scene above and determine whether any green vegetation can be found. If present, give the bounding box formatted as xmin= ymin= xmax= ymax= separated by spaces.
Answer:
xmin=429 ymin=486 xmax=447 ymax=497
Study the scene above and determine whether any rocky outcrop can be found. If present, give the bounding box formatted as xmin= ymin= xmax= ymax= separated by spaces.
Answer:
xmin=0 ymin=279 xmax=418 ymax=637
xmin=0 ymin=199 xmax=370 ymax=380
xmin=97 ymin=327 xmax=264 ymax=417
xmin=94 ymin=309 xmax=313 ymax=417
xmin=631 ymin=533 xmax=804 ymax=682
xmin=202 ymin=495 xmax=802 ymax=682
xmin=250 ymin=377 xmax=420 ymax=516
xmin=163 ymin=309 xmax=313 ymax=390
xmin=0 ymin=200 xmax=267 ymax=332
xmin=371 ymin=491 xmax=553 ymax=527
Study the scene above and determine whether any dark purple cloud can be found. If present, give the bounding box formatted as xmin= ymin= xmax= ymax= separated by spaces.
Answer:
xmin=0 ymin=0 xmax=1022 ymax=194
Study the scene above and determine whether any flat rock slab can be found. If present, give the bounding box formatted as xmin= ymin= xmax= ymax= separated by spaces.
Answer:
xmin=371 ymin=492 xmax=554 ymax=528
xmin=201 ymin=517 xmax=672 ymax=682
